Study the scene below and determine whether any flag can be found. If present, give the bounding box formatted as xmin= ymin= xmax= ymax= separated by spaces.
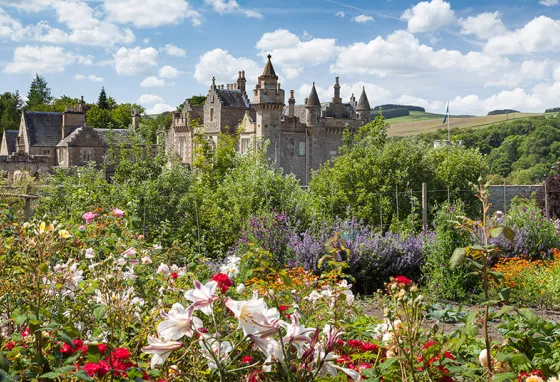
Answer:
xmin=442 ymin=102 xmax=449 ymax=124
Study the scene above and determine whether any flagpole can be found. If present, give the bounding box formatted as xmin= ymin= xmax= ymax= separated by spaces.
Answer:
xmin=447 ymin=101 xmax=450 ymax=142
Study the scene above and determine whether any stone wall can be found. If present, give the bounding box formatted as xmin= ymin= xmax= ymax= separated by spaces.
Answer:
xmin=0 ymin=153 xmax=51 ymax=179
xmin=487 ymin=184 xmax=544 ymax=213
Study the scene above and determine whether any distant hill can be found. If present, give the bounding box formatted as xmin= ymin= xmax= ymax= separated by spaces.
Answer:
xmin=373 ymin=104 xmax=425 ymax=112
xmin=488 ymin=109 xmax=519 ymax=116
xmin=546 ymin=107 xmax=560 ymax=113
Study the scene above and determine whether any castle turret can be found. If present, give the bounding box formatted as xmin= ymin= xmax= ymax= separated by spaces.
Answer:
xmin=253 ymin=55 xmax=285 ymax=161
xmin=350 ymin=93 xmax=357 ymax=109
xmin=132 ymin=108 xmax=140 ymax=131
xmin=356 ymin=87 xmax=371 ymax=123
xmin=333 ymin=77 xmax=341 ymax=104
xmin=305 ymin=82 xmax=321 ymax=126
xmin=288 ymin=90 xmax=295 ymax=117
xmin=237 ymin=71 xmax=246 ymax=94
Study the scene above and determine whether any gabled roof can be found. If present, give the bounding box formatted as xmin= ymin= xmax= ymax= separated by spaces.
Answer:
xmin=56 ymin=126 xmax=132 ymax=147
xmin=357 ymin=87 xmax=371 ymax=111
xmin=306 ymin=83 xmax=321 ymax=107
xmin=3 ymin=130 xmax=18 ymax=154
xmin=23 ymin=111 xmax=63 ymax=147
xmin=260 ymin=54 xmax=278 ymax=79
xmin=215 ymin=89 xmax=250 ymax=108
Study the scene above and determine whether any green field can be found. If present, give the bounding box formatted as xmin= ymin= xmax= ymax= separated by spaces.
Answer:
xmin=386 ymin=111 xmax=546 ymax=137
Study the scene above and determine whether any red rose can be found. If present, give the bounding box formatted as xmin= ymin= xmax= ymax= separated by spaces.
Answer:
xmin=422 ymin=341 xmax=437 ymax=350
xmin=60 ymin=342 xmax=74 ymax=355
xmin=241 ymin=356 xmax=254 ymax=364
xmin=360 ymin=342 xmax=378 ymax=352
xmin=443 ymin=351 xmax=455 ymax=360
xmin=21 ymin=327 xmax=30 ymax=338
xmin=5 ymin=341 xmax=15 ymax=351
xmin=112 ymin=347 xmax=131 ymax=360
xmin=83 ymin=362 xmax=102 ymax=377
xmin=358 ymin=363 xmax=372 ymax=372
xmin=394 ymin=276 xmax=412 ymax=286
xmin=347 ymin=339 xmax=363 ymax=348
xmin=98 ymin=344 xmax=107 ymax=354
xmin=336 ymin=356 xmax=351 ymax=364
xmin=171 ymin=272 xmax=179 ymax=279
xmin=279 ymin=305 xmax=289 ymax=312
xmin=211 ymin=273 xmax=233 ymax=293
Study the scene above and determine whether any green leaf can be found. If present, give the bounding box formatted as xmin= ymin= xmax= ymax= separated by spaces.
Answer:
xmin=87 ymin=344 xmax=101 ymax=363
xmin=450 ymin=248 xmax=467 ymax=268
xmin=498 ymin=288 xmax=510 ymax=301
xmin=491 ymin=372 xmax=518 ymax=382
xmin=39 ymin=372 xmax=59 ymax=379
xmin=0 ymin=354 xmax=10 ymax=372
xmin=496 ymin=305 xmax=515 ymax=317
xmin=489 ymin=271 xmax=504 ymax=281
xmin=490 ymin=227 xmax=504 ymax=238
xmin=278 ymin=270 xmax=294 ymax=287
xmin=93 ymin=305 xmax=106 ymax=321
xmin=502 ymin=227 xmax=515 ymax=241
xmin=518 ymin=308 xmax=538 ymax=324
xmin=39 ymin=263 xmax=49 ymax=274
xmin=510 ymin=353 xmax=530 ymax=365
xmin=73 ymin=370 xmax=93 ymax=382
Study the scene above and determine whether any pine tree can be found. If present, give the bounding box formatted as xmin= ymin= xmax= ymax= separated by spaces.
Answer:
xmin=97 ymin=87 xmax=109 ymax=110
xmin=26 ymin=74 xmax=53 ymax=110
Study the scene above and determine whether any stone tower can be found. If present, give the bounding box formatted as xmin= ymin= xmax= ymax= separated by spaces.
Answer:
xmin=253 ymin=55 xmax=285 ymax=162
xmin=237 ymin=71 xmax=246 ymax=94
xmin=305 ymin=83 xmax=321 ymax=126
xmin=356 ymin=86 xmax=371 ymax=123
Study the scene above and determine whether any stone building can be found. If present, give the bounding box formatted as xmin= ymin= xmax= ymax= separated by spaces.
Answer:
xmin=0 ymin=101 xmax=135 ymax=178
xmin=167 ymin=55 xmax=372 ymax=184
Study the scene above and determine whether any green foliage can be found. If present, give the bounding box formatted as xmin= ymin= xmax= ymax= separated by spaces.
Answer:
xmin=0 ymin=91 xmax=22 ymax=133
xmin=86 ymin=103 xmax=144 ymax=130
xmin=97 ymin=87 xmax=109 ymax=110
xmin=86 ymin=105 xmax=114 ymax=129
xmin=190 ymin=96 xmax=207 ymax=106
xmin=26 ymin=74 xmax=53 ymax=110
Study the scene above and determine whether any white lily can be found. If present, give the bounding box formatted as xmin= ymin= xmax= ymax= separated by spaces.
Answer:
xmin=184 ymin=280 xmax=219 ymax=316
xmin=225 ymin=292 xmax=280 ymax=338
xmin=313 ymin=343 xmax=360 ymax=381
xmin=280 ymin=314 xmax=315 ymax=357
xmin=157 ymin=303 xmax=203 ymax=340
xmin=248 ymin=335 xmax=285 ymax=373
xmin=141 ymin=335 xmax=183 ymax=369
xmin=199 ymin=335 xmax=233 ymax=370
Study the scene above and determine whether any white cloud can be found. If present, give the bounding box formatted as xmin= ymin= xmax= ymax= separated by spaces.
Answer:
xmin=104 ymin=0 xmax=202 ymax=27
xmin=205 ymin=0 xmax=263 ymax=18
xmin=3 ymin=45 xmax=92 ymax=73
xmin=540 ymin=0 xmax=559 ymax=6
xmin=138 ymin=94 xmax=165 ymax=105
xmin=256 ymin=29 xmax=336 ymax=79
xmin=331 ymin=30 xmax=510 ymax=77
xmin=160 ymin=43 xmax=186 ymax=57
xmin=0 ymin=8 xmax=25 ymax=40
xmin=52 ymin=0 xmax=99 ymax=30
xmin=194 ymin=48 xmax=261 ymax=85
xmin=485 ymin=16 xmax=560 ymax=54
xmin=335 ymin=11 xmax=345 ymax=17
xmin=140 ymin=76 xmax=166 ymax=87
xmin=113 ymin=46 xmax=158 ymax=75
xmin=159 ymin=65 xmax=180 ymax=78
xmin=297 ymin=81 xmax=391 ymax=107
xmin=74 ymin=73 xmax=104 ymax=81
xmin=0 ymin=0 xmax=54 ymax=12
xmin=459 ymin=11 xmax=507 ymax=40
xmin=486 ymin=59 xmax=554 ymax=88
xmin=353 ymin=15 xmax=374 ymax=24
xmin=395 ymin=94 xmax=445 ymax=111
xmin=146 ymin=103 xmax=174 ymax=114
xmin=401 ymin=0 xmax=455 ymax=33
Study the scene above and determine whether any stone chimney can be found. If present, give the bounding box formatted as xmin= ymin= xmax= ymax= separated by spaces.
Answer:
xmin=288 ymin=90 xmax=295 ymax=117
xmin=333 ymin=77 xmax=341 ymax=103
xmin=62 ymin=102 xmax=86 ymax=139
xmin=237 ymin=70 xmax=246 ymax=94
xmin=132 ymin=108 xmax=140 ymax=131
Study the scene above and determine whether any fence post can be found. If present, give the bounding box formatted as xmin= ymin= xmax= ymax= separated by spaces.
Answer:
xmin=545 ymin=182 xmax=550 ymax=218
xmin=24 ymin=197 xmax=32 ymax=222
xmin=503 ymin=181 xmax=507 ymax=214
xmin=422 ymin=183 xmax=428 ymax=233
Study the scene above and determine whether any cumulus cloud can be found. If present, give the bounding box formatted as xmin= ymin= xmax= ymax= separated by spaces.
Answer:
xmin=146 ymin=103 xmax=174 ymax=114
xmin=353 ymin=15 xmax=374 ymax=23
xmin=140 ymin=76 xmax=166 ymax=87
xmin=459 ymin=11 xmax=507 ymax=40
xmin=160 ymin=43 xmax=186 ymax=57
xmin=0 ymin=0 xmax=54 ymax=12
xmin=113 ymin=46 xmax=158 ymax=75
xmin=335 ymin=11 xmax=345 ymax=17
xmin=4 ymin=45 xmax=92 ymax=73
xmin=194 ymin=48 xmax=261 ymax=85
xmin=159 ymin=65 xmax=180 ymax=78
xmin=74 ymin=73 xmax=104 ymax=82
xmin=138 ymin=94 xmax=165 ymax=105
xmin=0 ymin=8 xmax=26 ymax=40
xmin=255 ymin=29 xmax=336 ymax=79
xmin=205 ymin=0 xmax=263 ymax=19
xmin=401 ymin=0 xmax=455 ymax=33
xmin=103 ymin=0 xmax=202 ymax=27
xmin=485 ymin=59 xmax=554 ymax=88
xmin=540 ymin=0 xmax=559 ymax=5
xmin=484 ymin=16 xmax=560 ymax=54
xmin=331 ymin=30 xmax=510 ymax=77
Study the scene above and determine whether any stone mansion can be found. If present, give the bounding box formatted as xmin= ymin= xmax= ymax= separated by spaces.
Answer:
xmin=167 ymin=55 xmax=372 ymax=184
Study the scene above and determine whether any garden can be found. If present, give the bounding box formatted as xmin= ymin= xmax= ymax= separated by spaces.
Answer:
xmin=2 ymin=116 xmax=560 ymax=381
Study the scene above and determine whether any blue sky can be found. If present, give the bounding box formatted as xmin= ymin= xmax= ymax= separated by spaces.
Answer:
xmin=1 ymin=0 xmax=560 ymax=115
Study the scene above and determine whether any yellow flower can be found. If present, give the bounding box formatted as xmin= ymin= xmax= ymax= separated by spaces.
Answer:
xmin=58 ymin=230 xmax=70 ymax=239
xmin=39 ymin=221 xmax=46 ymax=234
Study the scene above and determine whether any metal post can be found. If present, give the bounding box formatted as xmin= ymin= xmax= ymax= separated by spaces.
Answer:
xmin=422 ymin=183 xmax=428 ymax=233
xmin=503 ymin=181 xmax=507 ymax=214
xmin=545 ymin=182 xmax=550 ymax=218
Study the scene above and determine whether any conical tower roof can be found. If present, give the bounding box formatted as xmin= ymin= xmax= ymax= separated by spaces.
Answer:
xmin=260 ymin=54 xmax=278 ymax=79
xmin=356 ymin=86 xmax=371 ymax=111
xmin=306 ymin=82 xmax=321 ymax=107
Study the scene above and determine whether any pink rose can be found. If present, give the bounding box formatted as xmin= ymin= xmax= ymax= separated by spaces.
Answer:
xmin=82 ymin=212 xmax=98 ymax=224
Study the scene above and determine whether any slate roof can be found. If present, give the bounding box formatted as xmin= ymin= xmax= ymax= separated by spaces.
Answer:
xmin=260 ymin=54 xmax=278 ymax=79
xmin=282 ymin=105 xmax=307 ymax=122
xmin=357 ymin=87 xmax=371 ymax=111
xmin=216 ymin=89 xmax=250 ymax=108
xmin=95 ymin=129 xmax=133 ymax=145
xmin=321 ymin=102 xmax=355 ymax=119
xmin=3 ymin=130 xmax=18 ymax=154
xmin=23 ymin=111 xmax=63 ymax=147
xmin=306 ymin=84 xmax=321 ymax=107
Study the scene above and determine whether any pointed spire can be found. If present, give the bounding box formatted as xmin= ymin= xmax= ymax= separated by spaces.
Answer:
xmin=356 ymin=86 xmax=371 ymax=111
xmin=306 ymin=82 xmax=321 ymax=107
xmin=260 ymin=54 xmax=278 ymax=79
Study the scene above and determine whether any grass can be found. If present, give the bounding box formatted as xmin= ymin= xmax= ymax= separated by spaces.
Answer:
xmin=387 ymin=112 xmax=546 ymax=137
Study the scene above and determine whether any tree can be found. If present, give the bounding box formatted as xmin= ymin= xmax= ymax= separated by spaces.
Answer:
xmin=86 ymin=105 xmax=114 ymax=129
xmin=111 ymin=103 xmax=145 ymax=130
xmin=26 ymin=74 xmax=53 ymax=110
xmin=97 ymin=87 xmax=109 ymax=110
xmin=0 ymin=91 xmax=22 ymax=133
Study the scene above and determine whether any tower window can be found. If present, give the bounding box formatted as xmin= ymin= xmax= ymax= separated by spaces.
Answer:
xmin=210 ymin=108 xmax=214 ymax=122
xmin=298 ymin=142 xmax=306 ymax=156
